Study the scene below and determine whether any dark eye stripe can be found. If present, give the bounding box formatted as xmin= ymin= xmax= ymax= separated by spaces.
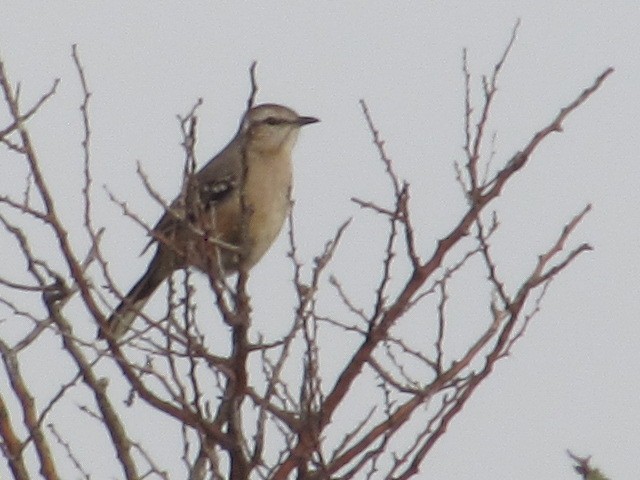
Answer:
xmin=263 ymin=117 xmax=287 ymax=125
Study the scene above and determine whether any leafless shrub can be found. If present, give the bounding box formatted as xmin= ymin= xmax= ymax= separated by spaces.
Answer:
xmin=0 ymin=25 xmax=612 ymax=480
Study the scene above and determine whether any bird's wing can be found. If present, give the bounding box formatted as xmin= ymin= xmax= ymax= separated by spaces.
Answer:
xmin=140 ymin=138 xmax=244 ymax=254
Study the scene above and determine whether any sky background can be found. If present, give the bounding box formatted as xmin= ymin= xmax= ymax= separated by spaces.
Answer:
xmin=0 ymin=2 xmax=639 ymax=479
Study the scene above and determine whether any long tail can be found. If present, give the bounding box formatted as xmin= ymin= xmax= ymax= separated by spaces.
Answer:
xmin=104 ymin=251 xmax=170 ymax=339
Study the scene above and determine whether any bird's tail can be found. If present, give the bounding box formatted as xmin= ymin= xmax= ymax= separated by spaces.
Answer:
xmin=103 ymin=252 xmax=169 ymax=340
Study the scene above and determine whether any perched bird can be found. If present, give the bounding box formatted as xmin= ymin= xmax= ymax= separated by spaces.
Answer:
xmin=104 ymin=103 xmax=319 ymax=339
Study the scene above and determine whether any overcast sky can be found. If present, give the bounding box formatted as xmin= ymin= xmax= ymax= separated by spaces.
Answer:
xmin=0 ymin=2 xmax=638 ymax=479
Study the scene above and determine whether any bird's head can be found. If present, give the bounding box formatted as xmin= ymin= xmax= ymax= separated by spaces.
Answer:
xmin=241 ymin=104 xmax=319 ymax=154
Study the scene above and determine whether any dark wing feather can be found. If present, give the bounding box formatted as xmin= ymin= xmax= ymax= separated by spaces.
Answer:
xmin=141 ymin=133 xmax=244 ymax=254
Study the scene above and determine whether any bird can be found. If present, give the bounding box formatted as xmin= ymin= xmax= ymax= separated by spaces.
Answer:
xmin=104 ymin=103 xmax=319 ymax=339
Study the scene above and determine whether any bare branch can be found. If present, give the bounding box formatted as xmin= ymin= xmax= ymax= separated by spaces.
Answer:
xmin=0 ymin=392 xmax=29 ymax=479
xmin=0 ymin=31 xmax=612 ymax=480
xmin=247 ymin=61 xmax=259 ymax=109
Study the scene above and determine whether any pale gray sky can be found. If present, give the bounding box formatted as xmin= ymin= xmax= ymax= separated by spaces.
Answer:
xmin=0 ymin=2 xmax=638 ymax=479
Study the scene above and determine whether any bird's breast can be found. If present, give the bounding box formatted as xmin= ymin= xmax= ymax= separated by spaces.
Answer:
xmin=241 ymin=153 xmax=293 ymax=267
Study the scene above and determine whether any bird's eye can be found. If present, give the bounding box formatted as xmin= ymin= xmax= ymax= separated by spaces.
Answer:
xmin=263 ymin=117 xmax=282 ymax=126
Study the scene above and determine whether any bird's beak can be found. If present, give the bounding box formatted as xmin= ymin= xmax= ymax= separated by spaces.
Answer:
xmin=296 ymin=116 xmax=320 ymax=126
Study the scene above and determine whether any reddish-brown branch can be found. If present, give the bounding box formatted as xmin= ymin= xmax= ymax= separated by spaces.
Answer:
xmin=271 ymin=64 xmax=611 ymax=480
xmin=0 ymin=340 xmax=59 ymax=479
xmin=0 ymin=392 xmax=29 ymax=479
xmin=0 ymin=48 xmax=108 ymax=342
